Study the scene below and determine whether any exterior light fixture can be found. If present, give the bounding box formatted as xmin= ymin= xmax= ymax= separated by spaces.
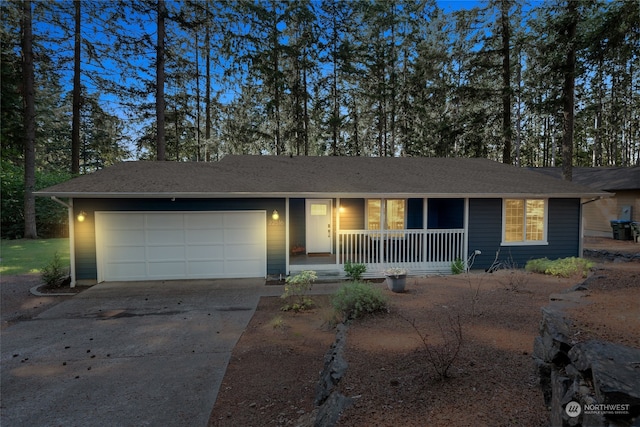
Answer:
xmin=272 ymin=210 xmax=280 ymax=221
xmin=77 ymin=211 xmax=87 ymax=222
xmin=339 ymin=206 xmax=345 ymax=214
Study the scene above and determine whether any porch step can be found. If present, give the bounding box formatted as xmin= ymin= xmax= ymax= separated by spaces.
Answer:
xmin=314 ymin=271 xmax=346 ymax=283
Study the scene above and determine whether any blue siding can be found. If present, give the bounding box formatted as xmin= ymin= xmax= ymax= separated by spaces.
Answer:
xmin=428 ymin=199 xmax=464 ymax=229
xmin=73 ymin=198 xmax=286 ymax=280
xmin=407 ymin=199 xmax=423 ymax=229
xmin=289 ymin=198 xmax=305 ymax=251
xmin=468 ymin=198 xmax=581 ymax=270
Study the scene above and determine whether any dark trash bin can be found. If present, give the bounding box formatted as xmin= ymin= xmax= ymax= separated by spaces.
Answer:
xmin=610 ymin=220 xmax=632 ymax=240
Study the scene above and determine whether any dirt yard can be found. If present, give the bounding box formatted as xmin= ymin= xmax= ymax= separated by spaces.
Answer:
xmin=2 ymin=238 xmax=638 ymax=426
xmin=209 ymin=257 xmax=639 ymax=426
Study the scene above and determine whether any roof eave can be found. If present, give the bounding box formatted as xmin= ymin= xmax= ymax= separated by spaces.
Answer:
xmin=34 ymin=190 xmax=613 ymax=199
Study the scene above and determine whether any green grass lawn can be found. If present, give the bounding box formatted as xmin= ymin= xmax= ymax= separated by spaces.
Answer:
xmin=0 ymin=238 xmax=70 ymax=276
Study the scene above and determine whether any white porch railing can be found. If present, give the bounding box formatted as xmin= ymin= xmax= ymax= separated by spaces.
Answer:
xmin=338 ymin=229 xmax=465 ymax=273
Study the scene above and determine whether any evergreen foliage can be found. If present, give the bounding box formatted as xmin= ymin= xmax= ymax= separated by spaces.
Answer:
xmin=525 ymin=257 xmax=594 ymax=278
xmin=332 ymin=281 xmax=388 ymax=320
xmin=1 ymin=0 xmax=638 ymax=227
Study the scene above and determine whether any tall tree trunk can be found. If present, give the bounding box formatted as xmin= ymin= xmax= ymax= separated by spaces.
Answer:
xmin=195 ymin=31 xmax=201 ymax=161
xmin=71 ymin=0 xmax=81 ymax=174
xmin=205 ymin=26 xmax=211 ymax=161
xmin=156 ymin=0 xmax=166 ymax=161
xmin=500 ymin=0 xmax=512 ymax=165
xmin=303 ymin=61 xmax=309 ymax=156
xmin=515 ymin=49 xmax=522 ymax=166
xmin=561 ymin=0 xmax=577 ymax=181
xmin=22 ymin=0 xmax=37 ymax=239
xmin=331 ymin=16 xmax=338 ymax=156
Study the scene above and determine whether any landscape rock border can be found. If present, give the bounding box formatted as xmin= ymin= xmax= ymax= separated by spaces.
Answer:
xmin=583 ymin=248 xmax=640 ymax=263
xmin=310 ymin=322 xmax=353 ymax=427
xmin=533 ymin=276 xmax=640 ymax=427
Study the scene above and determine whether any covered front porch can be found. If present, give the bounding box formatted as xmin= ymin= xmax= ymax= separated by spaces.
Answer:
xmin=286 ymin=197 xmax=467 ymax=278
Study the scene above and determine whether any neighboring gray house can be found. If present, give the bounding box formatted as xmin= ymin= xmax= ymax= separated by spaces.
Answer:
xmin=532 ymin=167 xmax=640 ymax=237
xmin=36 ymin=156 xmax=609 ymax=286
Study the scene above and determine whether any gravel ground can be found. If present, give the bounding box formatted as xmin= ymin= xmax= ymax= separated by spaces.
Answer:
xmin=209 ymin=259 xmax=639 ymax=427
xmin=3 ymin=237 xmax=638 ymax=426
xmin=0 ymin=274 xmax=80 ymax=330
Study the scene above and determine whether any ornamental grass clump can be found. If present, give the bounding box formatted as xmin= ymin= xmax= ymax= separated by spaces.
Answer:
xmin=525 ymin=257 xmax=593 ymax=278
xmin=281 ymin=270 xmax=316 ymax=312
xmin=332 ymin=281 xmax=388 ymax=321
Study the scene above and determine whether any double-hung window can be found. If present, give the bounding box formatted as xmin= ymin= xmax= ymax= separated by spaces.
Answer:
xmin=503 ymin=199 xmax=547 ymax=245
xmin=367 ymin=199 xmax=406 ymax=230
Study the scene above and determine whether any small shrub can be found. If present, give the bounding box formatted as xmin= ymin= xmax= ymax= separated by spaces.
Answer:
xmin=281 ymin=270 xmax=316 ymax=312
xmin=332 ymin=281 xmax=388 ymax=320
xmin=497 ymin=257 xmax=529 ymax=292
xmin=41 ymin=252 xmax=68 ymax=288
xmin=525 ymin=257 xmax=593 ymax=278
xmin=401 ymin=312 xmax=463 ymax=380
xmin=344 ymin=261 xmax=367 ymax=281
xmin=451 ymin=258 xmax=464 ymax=275
xmin=269 ymin=315 xmax=286 ymax=330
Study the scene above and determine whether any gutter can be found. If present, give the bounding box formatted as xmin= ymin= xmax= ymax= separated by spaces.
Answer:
xmin=50 ymin=196 xmax=76 ymax=288
xmin=578 ymin=194 xmax=612 ymax=259
xmin=581 ymin=194 xmax=614 ymax=205
xmin=36 ymin=190 xmax=613 ymax=200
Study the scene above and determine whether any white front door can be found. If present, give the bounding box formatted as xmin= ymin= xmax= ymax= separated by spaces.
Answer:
xmin=306 ymin=199 xmax=332 ymax=253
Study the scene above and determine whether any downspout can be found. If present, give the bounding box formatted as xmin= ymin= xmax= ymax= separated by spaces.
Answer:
xmin=51 ymin=197 xmax=76 ymax=287
xmin=579 ymin=196 xmax=606 ymax=259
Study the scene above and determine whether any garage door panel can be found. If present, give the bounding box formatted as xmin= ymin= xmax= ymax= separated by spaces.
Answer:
xmin=227 ymin=244 xmax=262 ymax=258
xmin=106 ymin=246 xmax=146 ymax=262
xmin=186 ymin=244 xmax=224 ymax=259
xmin=225 ymin=213 xmax=258 ymax=227
xmin=188 ymin=260 xmax=225 ymax=276
xmin=185 ymin=229 xmax=224 ymax=244
xmin=96 ymin=211 xmax=266 ymax=282
xmin=187 ymin=214 xmax=223 ymax=228
xmin=109 ymin=230 xmax=145 ymax=245
xmin=148 ymin=261 xmax=186 ymax=277
xmin=147 ymin=245 xmax=185 ymax=260
xmin=146 ymin=229 xmax=185 ymax=244
xmin=104 ymin=215 xmax=145 ymax=229
xmin=225 ymin=259 xmax=262 ymax=275
xmin=106 ymin=263 xmax=147 ymax=280
xmin=146 ymin=214 xmax=184 ymax=227
xmin=226 ymin=228 xmax=260 ymax=243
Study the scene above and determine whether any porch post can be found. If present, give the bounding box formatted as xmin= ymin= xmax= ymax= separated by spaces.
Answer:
xmin=423 ymin=198 xmax=428 ymax=265
xmin=379 ymin=198 xmax=385 ymax=264
xmin=464 ymin=198 xmax=469 ymax=269
xmin=336 ymin=197 xmax=340 ymax=268
xmin=285 ymin=197 xmax=290 ymax=275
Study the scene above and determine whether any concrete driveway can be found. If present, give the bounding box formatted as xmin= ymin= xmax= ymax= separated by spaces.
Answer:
xmin=0 ymin=279 xmax=269 ymax=427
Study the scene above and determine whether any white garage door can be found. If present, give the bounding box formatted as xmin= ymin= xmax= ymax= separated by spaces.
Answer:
xmin=95 ymin=211 xmax=266 ymax=282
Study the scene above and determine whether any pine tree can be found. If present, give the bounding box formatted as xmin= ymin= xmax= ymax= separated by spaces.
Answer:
xmin=22 ymin=0 xmax=37 ymax=238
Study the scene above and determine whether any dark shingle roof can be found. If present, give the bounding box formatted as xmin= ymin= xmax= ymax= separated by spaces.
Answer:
xmin=36 ymin=155 xmax=609 ymax=198
xmin=531 ymin=167 xmax=640 ymax=191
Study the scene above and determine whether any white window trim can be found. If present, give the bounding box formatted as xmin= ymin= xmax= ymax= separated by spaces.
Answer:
xmin=501 ymin=198 xmax=549 ymax=246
